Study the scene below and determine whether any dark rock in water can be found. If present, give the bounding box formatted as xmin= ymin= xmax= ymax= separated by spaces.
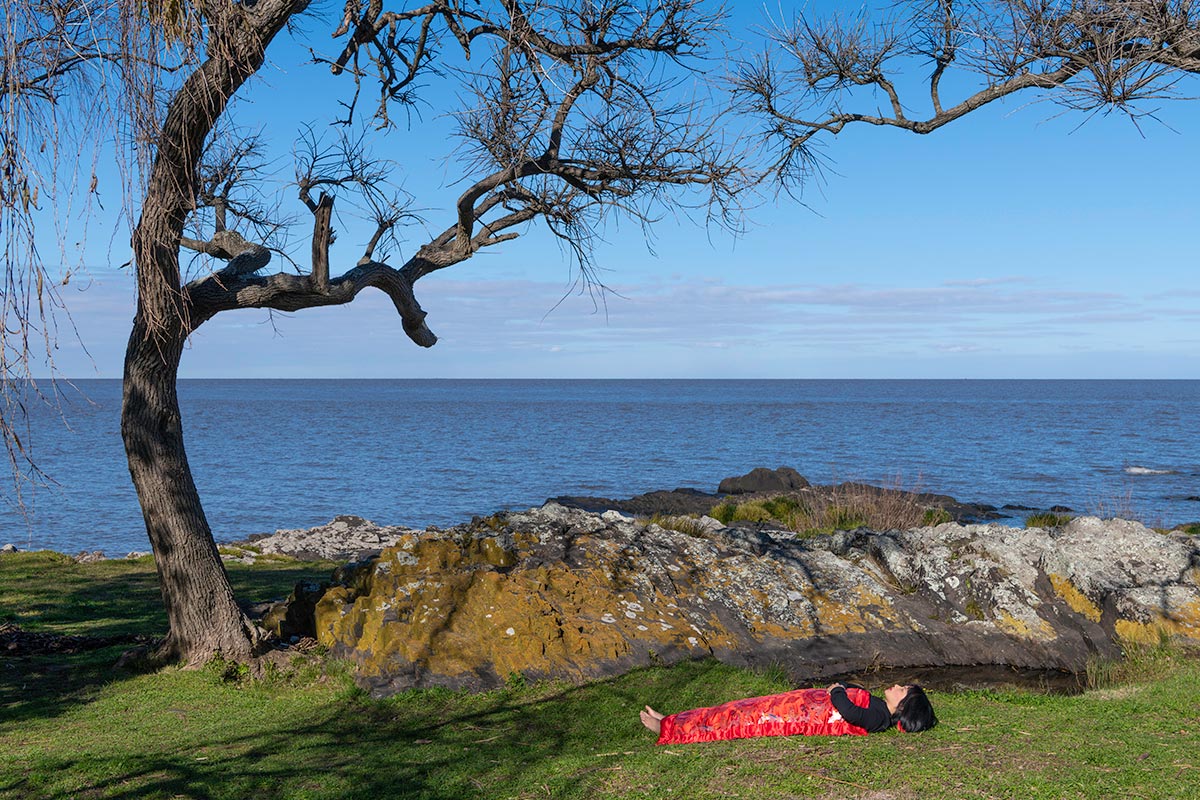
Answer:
xmin=718 ymin=466 xmax=810 ymax=495
xmin=1003 ymin=504 xmax=1037 ymax=511
xmin=1050 ymin=505 xmax=1075 ymax=513
xmin=299 ymin=506 xmax=1200 ymax=695
xmin=556 ymin=469 xmax=998 ymax=523
xmin=549 ymin=487 xmax=718 ymax=517
xmin=935 ymin=500 xmax=1002 ymax=523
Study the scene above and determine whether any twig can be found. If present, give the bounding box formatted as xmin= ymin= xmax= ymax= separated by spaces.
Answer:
xmin=791 ymin=767 xmax=871 ymax=790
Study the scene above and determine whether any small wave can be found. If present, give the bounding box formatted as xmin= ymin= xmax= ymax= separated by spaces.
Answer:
xmin=1124 ymin=466 xmax=1178 ymax=476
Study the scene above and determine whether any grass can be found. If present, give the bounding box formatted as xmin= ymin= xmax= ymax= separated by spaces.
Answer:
xmin=0 ymin=550 xmax=339 ymax=637
xmin=1085 ymin=628 xmax=1187 ymax=690
xmin=640 ymin=514 xmax=712 ymax=538
xmin=3 ymin=552 xmax=1200 ymax=799
xmin=1086 ymin=489 xmax=1138 ymax=522
xmin=709 ymin=481 xmax=943 ymax=537
xmin=1025 ymin=512 xmax=1074 ymax=529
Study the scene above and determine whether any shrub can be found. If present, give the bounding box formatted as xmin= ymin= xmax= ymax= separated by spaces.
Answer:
xmin=1086 ymin=627 xmax=1187 ymax=689
xmin=708 ymin=502 xmax=736 ymax=525
xmin=921 ymin=508 xmax=953 ymax=527
xmin=706 ymin=500 xmax=775 ymax=525
xmin=708 ymin=480 xmax=942 ymax=536
xmin=1025 ymin=512 xmax=1073 ymax=529
xmin=823 ymin=505 xmax=868 ymax=532
xmin=731 ymin=503 xmax=773 ymax=523
xmin=645 ymin=514 xmax=710 ymax=538
xmin=1087 ymin=489 xmax=1138 ymax=521
xmin=760 ymin=495 xmax=805 ymax=522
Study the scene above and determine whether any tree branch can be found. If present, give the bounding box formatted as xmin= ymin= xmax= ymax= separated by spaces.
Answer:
xmin=185 ymin=259 xmax=437 ymax=347
xmin=311 ymin=193 xmax=334 ymax=292
xmin=738 ymin=0 xmax=1200 ymax=190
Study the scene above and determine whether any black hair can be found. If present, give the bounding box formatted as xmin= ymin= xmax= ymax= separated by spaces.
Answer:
xmin=892 ymin=685 xmax=937 ymax=733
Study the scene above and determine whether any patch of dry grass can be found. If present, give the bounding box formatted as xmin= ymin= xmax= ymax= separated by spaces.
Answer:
xmin=710 ymin=480 xmax=946 ymax=536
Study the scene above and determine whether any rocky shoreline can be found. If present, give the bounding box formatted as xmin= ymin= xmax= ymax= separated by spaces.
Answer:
xmin=209 ymin=467 xmax=1006 ymax=564
xmin=219 ymin=466 xmax=1195 ymax=565
xmin=5 ymin=466 xmax=1198 ymax=696
xmin=213 ymin=468 xmax=1199 ymax=695
xmin=5 ymin=466 xmax=1195 ymax=562
xmin=279 ymin=503 xmax=1200 ymax=694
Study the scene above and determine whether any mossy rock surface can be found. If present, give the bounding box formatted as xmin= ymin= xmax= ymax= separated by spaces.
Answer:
xmin=304 ymin=506 xmax=1200 ymax=695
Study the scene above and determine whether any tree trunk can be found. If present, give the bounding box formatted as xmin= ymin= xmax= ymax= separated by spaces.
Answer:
xmin=114 ymin=3 xmax=303 ymax=665
xmin=121 ymin=315 xmax=266 ymax=665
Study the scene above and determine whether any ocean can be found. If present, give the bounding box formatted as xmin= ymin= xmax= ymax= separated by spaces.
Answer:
xmin=2 ymin=379 xmax=1197 ymax=556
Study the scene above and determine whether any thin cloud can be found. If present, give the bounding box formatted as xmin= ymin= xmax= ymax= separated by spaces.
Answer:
xmin=45 ymin=268 xmax=1200 ymax=378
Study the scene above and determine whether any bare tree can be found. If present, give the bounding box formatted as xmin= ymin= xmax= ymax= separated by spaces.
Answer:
xmin=5 ymin=0 xmax=742 ymax=663
xmin=734 ymin=0 xmax=1200 ymax=188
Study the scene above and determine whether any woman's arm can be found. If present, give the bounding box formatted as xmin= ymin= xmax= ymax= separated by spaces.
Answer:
xmin=827 ymin=683 xmax=892 ymax=732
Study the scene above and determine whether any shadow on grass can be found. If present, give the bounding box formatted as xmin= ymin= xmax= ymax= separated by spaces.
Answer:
xmin=2 ymin=660 xmax=742 ymax=800
xmin=0 ymin=552 xmax=338 ymax=729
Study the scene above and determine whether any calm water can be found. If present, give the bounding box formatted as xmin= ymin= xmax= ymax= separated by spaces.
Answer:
xmin=2 ymin=380 xmax=1198 ymax=555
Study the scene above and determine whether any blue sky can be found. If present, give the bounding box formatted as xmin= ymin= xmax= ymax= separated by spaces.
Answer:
xmin=41 ymin=2 xmax=1200 ymax=379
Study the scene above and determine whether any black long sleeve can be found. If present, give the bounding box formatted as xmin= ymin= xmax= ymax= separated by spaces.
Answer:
xmin=828 ymin=685 xmax=893 ymax=733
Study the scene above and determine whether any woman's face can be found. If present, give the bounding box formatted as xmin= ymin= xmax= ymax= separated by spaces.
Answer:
xmin=884 ymin=684 xmax=912 ymax=710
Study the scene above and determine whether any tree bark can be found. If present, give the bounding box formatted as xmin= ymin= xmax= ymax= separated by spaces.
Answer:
xmin=121 ymin=315 xmax=267 ymax=664
xmin=117 ymin=1 xmax=304 ymax=665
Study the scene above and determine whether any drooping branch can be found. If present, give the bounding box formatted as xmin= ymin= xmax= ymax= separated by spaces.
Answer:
xmin=0 ymin=0 xmax=203 ymax=499
xmin=429 ymin=8 xmax=742 ymax=275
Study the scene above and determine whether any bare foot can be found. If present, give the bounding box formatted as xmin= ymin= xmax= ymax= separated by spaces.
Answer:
xmin=640 ymin=705 xmax=665 ymax=735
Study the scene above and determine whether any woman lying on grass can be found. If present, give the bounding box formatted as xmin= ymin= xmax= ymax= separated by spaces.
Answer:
xmin=640 ymin=682 xmax=937 ymax=745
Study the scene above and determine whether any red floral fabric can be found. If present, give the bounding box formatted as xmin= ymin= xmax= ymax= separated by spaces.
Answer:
xmin=656 ymin=687 xmax=872 ymax=745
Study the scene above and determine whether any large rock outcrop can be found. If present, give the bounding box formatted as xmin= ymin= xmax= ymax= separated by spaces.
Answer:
xmin=304 ymin=505 xmax=1200 ymax=695
xmin=718 ymin=466 xmax=810 ymax=495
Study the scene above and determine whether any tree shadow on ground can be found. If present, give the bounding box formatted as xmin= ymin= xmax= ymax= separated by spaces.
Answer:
xmin=1 ymin=660 xmax=745 ymax=800
xmin=0 ymin=552 xmax=337 ymax=729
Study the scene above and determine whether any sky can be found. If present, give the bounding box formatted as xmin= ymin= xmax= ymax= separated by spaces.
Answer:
xmin=35 ymin=2 xmax=1200 ymax=379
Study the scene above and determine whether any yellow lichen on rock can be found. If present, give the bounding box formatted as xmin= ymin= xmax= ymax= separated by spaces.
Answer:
xmin=995 ymin=610 xmax=1056 ymax=641
xmin=315 ymin=532 xmax=734 ymax=683
xmin=1114 ymin=599 xmax=1200 ymax=646
xmin=803 ymin=586 xmax=902 ymax=634
xmin=1048 ymin=574 xmax=1102 ymax=623
xmin=300 ymin=506 xmax=1200 ymax=692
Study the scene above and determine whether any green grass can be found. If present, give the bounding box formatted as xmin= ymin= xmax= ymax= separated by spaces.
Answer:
xmin=1026 ymin=512 xmax=1074 ymax=529
xmin=0 ymin=550 xmax=339 ymax=637
xmin=640 ymin=515 xmax=711 ymax=538
xmin=3 ymin=552 xmax=1200 ymax=799
xmin=921 ymin=508 xmax=953 ymax=526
